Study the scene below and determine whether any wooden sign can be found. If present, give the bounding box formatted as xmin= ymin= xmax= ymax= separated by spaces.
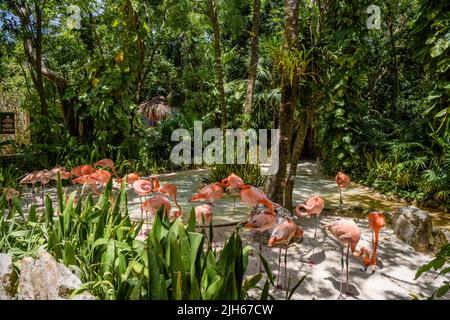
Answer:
xmin=0 ymin=113 xmax=15 ymax=134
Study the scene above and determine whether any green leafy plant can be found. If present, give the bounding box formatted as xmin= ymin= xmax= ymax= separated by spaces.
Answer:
xmin=0 ymin=175 xmax=275 ymax=300
xmin=415 ymin=243 xmax=450 ymax=299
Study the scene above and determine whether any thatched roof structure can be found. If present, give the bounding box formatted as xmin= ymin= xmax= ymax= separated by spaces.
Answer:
xmin=139 ymin=96 xmax=170 ymax=125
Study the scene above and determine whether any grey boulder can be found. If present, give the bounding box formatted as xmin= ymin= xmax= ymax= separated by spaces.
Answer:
xmin=392 ymin=206 xmax=433 ymax=252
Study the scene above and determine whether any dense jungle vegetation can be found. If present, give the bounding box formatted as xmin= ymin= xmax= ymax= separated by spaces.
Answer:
xmin=0 ymin=0 xmax=449 ymax=210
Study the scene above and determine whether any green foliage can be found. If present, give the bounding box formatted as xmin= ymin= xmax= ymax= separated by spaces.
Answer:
xmin=415 ymin=243 xmax=450 ymax=299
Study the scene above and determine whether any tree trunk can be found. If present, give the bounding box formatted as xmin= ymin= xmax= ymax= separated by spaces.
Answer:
xmin=33 ymin=2 xmax=48 ymax=115
xmin=283 ymin=109 xmax=312 ymax=211
xmin=10 ymin=1 xmax=79 ymax=136
xmin=387 ymin=3 xmax=399 ymax=111
xmin=207 ymin=0 xmax=227 ymax=129
xmin=268 ymin=0 xmax=300 ymax=205
xmin=243 ymin=0 xmax=261 ymax=123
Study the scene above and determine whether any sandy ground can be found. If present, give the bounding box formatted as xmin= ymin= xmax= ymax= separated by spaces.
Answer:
xmin=19 ymin=162 xmax=450 ymax=300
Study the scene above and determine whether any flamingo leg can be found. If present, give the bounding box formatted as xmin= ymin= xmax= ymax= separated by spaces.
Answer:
xmin=276 ymin=247 xmax=282 ymax=289
xmin=284 ymin=244 xmax=288 ymax=291
xmin=339 ymin=245 xmax=344 ymax=299
xmin=345 ymin=244 xmax=350 ymax=294
xmin=339 ymin=188 xmax=342 ymax=208
xmin=33 ymin=184 xmax=36 ymax=206
xmin=41 ymin=184 xmax=45 ymax=207
xmin=372 ymin=230 xmax=379 ymax=273
xmin=139 ymin=196 xmax=143 ymax=221
xmin=259 ymin=232 xmax=263 ymax=273
xmin=372 ymin=230 xmax=374 ymax=248
xmin=312 ymin=214 xmax=318 ymax=255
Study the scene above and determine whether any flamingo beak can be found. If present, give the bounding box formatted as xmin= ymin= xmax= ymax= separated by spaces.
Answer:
xmin=244 ymin=222 xmax=255 ymax=229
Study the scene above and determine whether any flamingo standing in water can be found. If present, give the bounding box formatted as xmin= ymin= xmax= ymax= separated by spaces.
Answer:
xmin=335 ymin=172 xmax=350 ymax=208
xmin=295 ymin=196 xmax=325 ymax=254
xmin=190 ymin=182 xmax=223 ymax=204
xmin=267 ymin=219 xmax=304 ymax=289
xmin=245 ymin=210 xmax=277 ymax=273
xmin=367 ymin=211 xmax=385 ymax=273
xmin=324 ymin=218 xmax=370 ymax=298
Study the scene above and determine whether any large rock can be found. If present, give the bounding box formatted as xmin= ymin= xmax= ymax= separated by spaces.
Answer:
xmin=17 ymin=248 xmax=96 ymax=300
xmin=392 ymin=206 xmax=433 ymax=252
xmin=0 ymin=253 xmax=15 ymax=300
xmin=432 ymin=229 xmax=450 ymax=252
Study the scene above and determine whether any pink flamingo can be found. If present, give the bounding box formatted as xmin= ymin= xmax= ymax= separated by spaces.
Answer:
xmin=35 ymin=170 xmax=52 ymax=205
xmin=126 ymin=172 xmax=140 ymax=186
xmin=73 ymin=174 xmax=96 ymax=195
xmin=95 ymin=158 xmax=119 ymax=179
xmin=245 ymin=211 xmax=277 ymax=273
xmin=324 ymin=218 xmax=371 ymax=298
xmin=195 ymin=203 xmax=214 ymax=226
xmin=116 ymin=172 xmax=140 ymax=187
xmin=240 ymin=185 xmax=274 ymax=215
xmin=50 ymin=166 xmax=71 ymax=180
xmin=142 ymin=193 xmax=182 ymax=223
xmin=267 ymin=219 xmax=304 ymax=289
xmin=20 ymin=171 xmax=39 ymax=205
xmin=133 ymin=179 xmax=154 ymax=223
xmin=70 ymin=165 xmax=96 ymax=178
xmin=295 ymin=196 xmax=325 ymax=254
xmin=90 ymin=170 xmax=112 ymax=194
xmin=367 ymin=211 xmax=385 ymax=273
xmin=221 ymin=173 xmax=245 ymax=210
xmin=221 ymin=173 xmax=245 ymax=189
xmin=156 ymin=182 xmax=183 ymax=215
xmin=335 ymin=171 xmax=350 ymax=208
xmin=190 ymin=182 xmax=223 ymax=203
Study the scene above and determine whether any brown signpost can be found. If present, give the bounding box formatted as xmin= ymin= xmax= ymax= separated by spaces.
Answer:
xmin=0 ymin=113 xmax=15 ymax=134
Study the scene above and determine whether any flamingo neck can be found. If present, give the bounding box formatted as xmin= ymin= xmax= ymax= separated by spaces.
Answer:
xmin=151 ymin=177 xmax=160 ymax=191
xmin=221 ymin=178 xmax=230 ymax=188
xmin=241 ymin=184 xmax=252 ymax=190
xmin=173 ymin=192 xmax=182 ymax=213
xmin=351 ymin=244 xmax=370 ymax=260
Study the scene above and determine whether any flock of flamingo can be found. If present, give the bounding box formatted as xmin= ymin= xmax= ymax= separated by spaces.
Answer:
xmin=16 ymin=159 xmax=386 ymax=298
